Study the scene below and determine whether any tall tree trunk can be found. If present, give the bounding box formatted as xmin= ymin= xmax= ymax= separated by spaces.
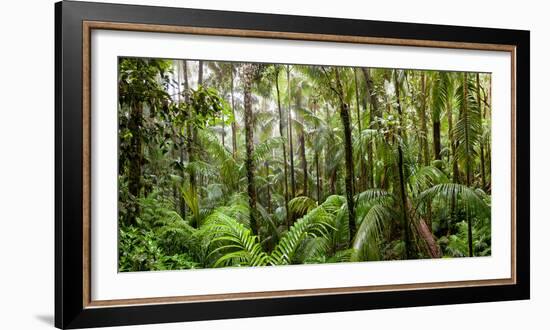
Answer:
xmin=221 ymin=104 xmax=225 ymax=147
xmin=242 ymin=64 xmax=259 ymax=237
xmin=433 ymin=118 xmax=441 ymax=161
xmin=324 ymin=105 xmax=332 ymax=195
xmin=176 ymin=60 xmax=186 ymax=219
xmin=354 ymin=69 xmax=367 ymax=191
xmin=299 ymin=133 xmax=308 ymax=196
xmin=296 ymin=88 xmax=308 ymax=196
xmin=447 ymin=74 xmax=459 ymax=183
xmin=393 ymin=70 xmax=411 ymax=259
xmin=419 ymin=72 xmax=430 ymax=165
xmin=265 ymin=161 xmax=272 ymax=213
xmin=463 ymin=73 xmax=472 ymax=186
xmin=432 ymin=72 xmax=442 ymax=162
xmin=315 ymin=152 xmax=321 ymax=202
xmin=230 ymin=66 xmax=238 ymax=158
xmin=313 ymin=100 xmax=322 ymax=203
xmin=334 ymin=68 xmax=356 ymax=244
xmin=446 ymin=73 xmax=457 ymax=235
xmin=287 ymin=66 xmax=296 ymax=198
xmin=195 ymin=61 xmax=204 ymax=195
xmin=274 ymin=67 xmax=290 ymax=228
xmin=419 ymin=73 xmax=432 ymax=229
xmin=198 ymin=61 xmax=204 ymax=87
xmin=172 ymin=61 xmax=180 ymax=216
xmin=477 ymin=73 xmax=487 ymax=191
xmin=362 ymin=68 xmax=378 ymax=189
xmin=186 ymin=61 xmax=197 ymax=191
xmin=462 ymin=72 xmax=474 ymax=257
xmin=329 ymin=168 xmax=337 ymax=195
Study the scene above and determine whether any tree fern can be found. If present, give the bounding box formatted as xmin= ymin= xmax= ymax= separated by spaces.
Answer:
xmin=269 ymin=205 xmax=334 ymax=265
xmin=202 ymin=211 xmax=269 ymax=267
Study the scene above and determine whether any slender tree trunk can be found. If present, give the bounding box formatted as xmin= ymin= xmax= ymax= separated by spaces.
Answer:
xmin=431 ymin=73 xmax=442 ymax=162
xmin=325 ymin=105 xmax=332 ymax=195
xmin=275 ymin=68 xmax=290 ymax=228
xmin=230 ymin=67 xmax=238 ymax=158
xmin=287 ymin=66 xmax=296 ymax=198
xmin=171 ymin=61 xmax=181 ymax=217
xmin=221 ymin=105 xmax=225 ymax=147
xmin=198 ymin=61 xmax=204 ymax=87
xmin=313 ymin=101 xmax=322 ymax=203
xmin=446 ymin=74 xmax=457 ymax=235
xmin=299 ymin=134 xmax=308 ymax=196
xmin=265 ymin=161 xmax=272 ymax=213
xmin=329 ymin=168 xmax=337 ymax=195
xmin=196 ymin=61 xmax=204 ymax=194
xmin=362 ymin=93 xmax=373 ymax=189
xmin=433 ymin=119 xmax=441 ymax=161
xmin=447 ymin=74 xmax=459 ymax=183
xmin=185 ymin=61 xmax=197 ymax=192
xmin=176 ymin=60 xmax=186 ymax=219
xmin=242 ymin=64 xmax=259 ymax=237
xmin=296 ymin=88 xmax=308 ymax=196
xmin=362 ymin=68 xmax=378 ymax=189
xmin=477 ymin=73 xmax=487 ymax=191
xmin=419 ymin=73 xmax=430 ymax=165
xmin=393 ymin=70 xmax=411 ymax=259
xmin=480 ymin=131 xmax=487 ymax=189
xmin=419 ymin=73 xmax=432 ymax=229
xmin=354 ymin=69 xmax=367 ymax=191
xmin=315 ymin=153 xmax=321 ymax=201
xmin=463 ymin=74 xmax=472 ymax=186
xmin=462 ymin=73 xmax=474 ymax=257
xmin=334 ymin=68 xmax=356 ymax=244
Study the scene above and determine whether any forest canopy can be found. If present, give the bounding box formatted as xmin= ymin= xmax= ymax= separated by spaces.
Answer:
xmin=117 ymin=57 xmax=492 ymax=272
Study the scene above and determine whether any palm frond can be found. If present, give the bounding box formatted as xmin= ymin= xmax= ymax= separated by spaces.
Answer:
xmin=181 ymin=185 xmax=199 ymax=224
xmin=408 ymin=165 xmax=449 ymax=196
xmin=269 ymin=205 xmax=334 ymax=265
xmin=288 ymin=196 xmax=317 ymax=219
xmin=418 ymin=183 xmax=490 ymax=218
xmin=351 ymin=204 xmax=392 ymax=261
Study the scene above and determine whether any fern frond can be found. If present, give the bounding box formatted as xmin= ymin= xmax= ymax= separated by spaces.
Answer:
xmin=269 ymin=205 xmax=334 ymax=265
xmin=351 ymin=204 xmax=392 ymax=261
xmin=202 ymin=212 xmax=268 ymax=267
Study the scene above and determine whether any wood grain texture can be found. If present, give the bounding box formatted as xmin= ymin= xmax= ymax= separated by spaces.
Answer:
xmin=81 ymin=20 xmax=517 ymax=309
xmin=83 ymin=21 xmax=91 ymax=308
xmin=84 ymin=21 xmax=516 ymax=51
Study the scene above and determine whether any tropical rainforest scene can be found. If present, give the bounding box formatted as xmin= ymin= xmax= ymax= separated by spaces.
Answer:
xmin=118 ymin=57 xmax=492 ymax=272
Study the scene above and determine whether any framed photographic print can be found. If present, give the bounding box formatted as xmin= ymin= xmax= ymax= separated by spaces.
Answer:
xmin=55 ymin=0 xmax=530 ymax=328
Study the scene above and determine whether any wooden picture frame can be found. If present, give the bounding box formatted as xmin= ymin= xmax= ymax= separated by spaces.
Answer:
xmin=55 ymin=1 xmax=530 ymax=328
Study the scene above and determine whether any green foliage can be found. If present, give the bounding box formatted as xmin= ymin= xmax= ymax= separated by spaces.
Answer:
xmin=118 ymin=192 xmax=200 ymax=271
xmin=288 ymin=196 xmax=317 ymax=219
xmin=117 ymin=58 xmax=493 ymax=272
xmin=269 ymin=203 xmax=334 ymax=265
xmin=352 ymin=204 xmax=392 ymax=261
xmin=187 ymin=85 xmax=231 ymax=129
xmin=202 ymin=211 xmax=269 ymax=267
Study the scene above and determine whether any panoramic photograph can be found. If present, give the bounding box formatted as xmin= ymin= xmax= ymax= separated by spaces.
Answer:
xmin=117 ymin=57 xmax=492 ymax=272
